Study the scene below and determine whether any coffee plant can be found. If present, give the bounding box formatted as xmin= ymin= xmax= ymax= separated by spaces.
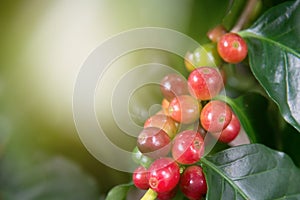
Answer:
xmin=106 ymin=0 xmax=300 ymax=199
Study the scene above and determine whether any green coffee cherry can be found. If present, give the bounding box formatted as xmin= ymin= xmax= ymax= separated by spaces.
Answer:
xmin=184 ymin=43 xmax=222 ymax=72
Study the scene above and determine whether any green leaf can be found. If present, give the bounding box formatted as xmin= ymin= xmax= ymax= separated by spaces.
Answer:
xmin=201 ymin=144 xmax=300 ymax=199
xmin=105 ymin=183 xmax=133 ymax=200
xmin=240 ymin=0 xmax=300 ymax=132
xmin=215 ymin=93 xmax=274 ymax=144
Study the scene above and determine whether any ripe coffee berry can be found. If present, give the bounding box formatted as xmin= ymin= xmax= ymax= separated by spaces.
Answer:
xmin=156 ymin=187 xmax=178 ymax=200
xmin=137 ymin=127 xmax=171 ymax=159
xmin=211 ymin=113 xmax=241 ymax=143
xmin=217 ymin=32 xmax=248 ymax=64
xmin=200 ymin=100 xmax=232 ymax=132
xmin=180 ymin=165 xmax=207 ymax=200
xmin=188 ymin=67 xmax=224 ymax=100
xmin=144 ymin=114 xmax=178 ymax=139
xmin=172 ymin=130 xmax=204 ymax=165
xmin=148 ymin=157 xmax=180 ymax=193
xmin=168 ymin=95 xmax=201 ymax=124
xmin=207 ymin=24 xmax=228 ymax=42
xmin=160 ymin=73 xmax=189 ymax=101
xmin=132 ymin=166 xmax=149 ymax=190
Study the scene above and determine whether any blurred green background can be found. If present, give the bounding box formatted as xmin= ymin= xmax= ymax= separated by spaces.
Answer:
xmin=0 ymin=0 xmax=286 ymax=199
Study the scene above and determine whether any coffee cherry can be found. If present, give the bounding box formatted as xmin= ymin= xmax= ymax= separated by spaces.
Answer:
xmin=180 ymin=165 xmax=207 ymax=200
xmin=137 ymin=127 xmax=171 ymax=159
xmin=156 ymin=187 xmax=178 ymax=200
xmin=207 ymin=24 xmax=228 ymax=42
xmin=217 ymin=33 xmax=248 ymax=64
xmin=184 ymin=51 xmax=195 ymax=72
xmin=148 ymin=157 xmax=180 ymax=193
xmin=161 ymin=98 xmax=170 ymax=115
xmin=184 ymin=43 xmax=222 ymax=72
xmin=200 ymin=100 xmax=232 ymax=132
xmin=188 ymin=67 xmax=224 ymax=100
xmin=133 ymin=166 xmax=149 ymax=190
xmin=160 ymin=73 xmax=189 ymax=101
xmin=144 ymin=114 xmax=178 ymax=139
xmin=168 ymin=95 xmax=201 ymax=124
xmin=211 ymin=113 xmax=241 ymax=143
xmin=172 ymin=130 xmax=204 ymax=165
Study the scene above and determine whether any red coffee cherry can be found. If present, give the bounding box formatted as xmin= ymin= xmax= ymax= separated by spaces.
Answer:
xmin=188 ymin=67 xmax=224 ymax=100
xmin=160 ymin=73 xmax=189 ymax=101
xmin=211 ymin=113 xmax=241 ymax=143
xmin=180 ymin=165 xmax=207 ymax=200
xmin=148 ymin=157 xmax=180 ymax=193
xmin=172 ymin=130 xmax=204 ymax=165
xmin=207 ymin=24 xmax=228 ymax=43
xmin=156 ymin=187 xmax=178 ymax=200
xmin=144 ymin=114 xmax=178 ymax=139
xmin=200 ymin=100 xmax=232 ymax=132
xmin=217 ymin=32 xmax=248 ymax=64
xmin=137 ymin=127 xmax=171 ymax=159
xmin=168 ymin=95 xmax=201 ymax=124
xmin=132 ymin=166 xmax=149 ymax=190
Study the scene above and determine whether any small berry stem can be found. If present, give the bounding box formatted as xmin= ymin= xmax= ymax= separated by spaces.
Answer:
xmin=141 ymin=188 xmax=157 ymax=200
xmin=231 ymin=0 xmax=258 ymax=32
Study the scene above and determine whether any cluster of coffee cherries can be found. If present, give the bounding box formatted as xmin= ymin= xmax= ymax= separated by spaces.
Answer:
xmin=132 ymin=26 xmax=248 ymax=200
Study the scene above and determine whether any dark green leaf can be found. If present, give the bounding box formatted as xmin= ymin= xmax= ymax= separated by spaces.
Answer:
xmin=201 ymin=144 xmax=300 ymax=199
xmin=215 ymin=93 xmax=274 ymax=144
xmin=105 ymin=183 xmax=133 ymax=200
xmin=240 ymin=0 xmax=300 ymax=132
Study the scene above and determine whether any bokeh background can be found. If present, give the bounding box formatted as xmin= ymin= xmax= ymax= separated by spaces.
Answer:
xmin=0 ymin=0 xmax=285 ymax=199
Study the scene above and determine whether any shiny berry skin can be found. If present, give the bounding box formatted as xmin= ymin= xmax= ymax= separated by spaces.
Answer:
xmin=184 ymin=43 xmax=222 ymax=72
xmin=137 ymin=127 xmax=171 ymax=159
xmin=188 ymin=67 xmax=224 ymax=100
xmin=207 ymin=24 xmax=228 ymax=42
xmin=144 ymin=114 xmax=178 ymax=139
xmin=168 ymin=95 xmax=201 ymax=124
xmin=180 ymin=165 xmax=207 ymax=200
xmin=133 ymin=166 xmax=149 ymax=190
xmin=217 ymin=33 xmax=248 ymax=64
xmin=200 ymin=100 xmax=232 ymax=132
xmin=148 ymin=157 xmax=180 ymax=193
xmin=157 ymin=187 xmax=178 ymax=200
xmin=160 ymin=73 xmax=189 ymax=101
xmin=172 ymin=130 xmax=204 ymax=165
xmin=211 ymin=113 xmax=241 ymax=143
